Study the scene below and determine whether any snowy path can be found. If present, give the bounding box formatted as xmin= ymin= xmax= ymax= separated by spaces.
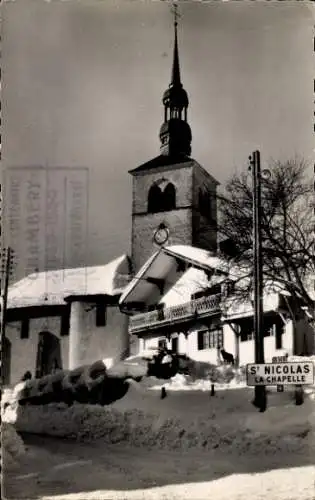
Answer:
xmin=3 ymin=377 xmax=315 ymax=500
xmin=4 ymin=433 xmax=314 ymax=500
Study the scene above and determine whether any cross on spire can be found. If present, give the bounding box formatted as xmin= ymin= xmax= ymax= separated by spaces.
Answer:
xmin=159 ymin=2 xmax=191 ymax=157
xmin=170 ymin=3 xmax=181 ymax=87
xmin=171 ymin=2 xmax=181 ymax=27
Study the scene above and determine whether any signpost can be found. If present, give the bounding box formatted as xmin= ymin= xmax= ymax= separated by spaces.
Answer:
xmin=246 ymin=361 xmax=314 ymax=387
xmin=249 ymin=150 xmax=266 ymax=412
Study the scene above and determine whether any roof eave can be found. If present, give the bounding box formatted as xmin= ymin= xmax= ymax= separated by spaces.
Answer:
xmin=64 ymin=293 xmax=121 ymax=304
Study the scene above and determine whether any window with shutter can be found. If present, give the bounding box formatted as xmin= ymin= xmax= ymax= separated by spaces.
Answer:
xmin=158 ymin=338 xmax=167 ymax=350
xmin=240 ymin=319 xmax=254 ymax=341
xmin=197 ymin=330 xmax=204 ymax=350
xmin=20 ymin=319 xmax=30 ymax=339
xmin=96 ymin=303 xmax=107 ymax=327
xmin=197 ymin=328 xmax=223 ymax=350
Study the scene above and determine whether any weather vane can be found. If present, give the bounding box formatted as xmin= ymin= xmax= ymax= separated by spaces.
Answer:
xmin=171 ymin=2 xmax=181 ymax=26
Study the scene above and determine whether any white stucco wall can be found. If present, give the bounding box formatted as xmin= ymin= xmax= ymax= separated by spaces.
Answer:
xmin=224 ymin=322 xmax=293 ymax=365
xmin=5 ymin=316 xmax=66 ymax=386
xmin=137 ymin=319 xmax=295 ymax=367
xmin=6 ymin=302 xmax=129 ymax=385
xmin=68 ymin=302 xmax=129 ymax=369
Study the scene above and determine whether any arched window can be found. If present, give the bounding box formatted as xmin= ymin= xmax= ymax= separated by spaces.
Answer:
xmin=148 ymin=181 xmax=176 ymax=213
xmin=148 ymin=184 xmax=163 ymax=213
xmin=163 ymin=183 xmax=176 ymax=211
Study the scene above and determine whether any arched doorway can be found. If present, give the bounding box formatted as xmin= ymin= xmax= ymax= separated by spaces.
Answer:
xmin=35 ymin=331 xmax=62 ymax=379
xmin=2 ymin=337 xmax=12 ymax=386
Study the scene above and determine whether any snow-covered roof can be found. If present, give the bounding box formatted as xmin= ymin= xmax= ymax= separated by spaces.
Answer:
xmin=222 ymin=293 xmax=282 ymax=322
xmin=8 ymin=255 xmax=131 ymax=309
xmin=119 ymin=245 xmax=228 ymax=312
xmin=163 ymin=246 xmax=228 ymax=274
xmin=160 ymin=267 xmax=225 ymax=307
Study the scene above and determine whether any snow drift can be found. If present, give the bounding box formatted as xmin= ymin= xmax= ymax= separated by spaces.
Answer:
xmin=1 ymin=423 xmax=26 ymax=471
xmin=3 ymin=356 xmax=314 ymax=460
xmin=3 ymin=379 xmax=314 ymax=457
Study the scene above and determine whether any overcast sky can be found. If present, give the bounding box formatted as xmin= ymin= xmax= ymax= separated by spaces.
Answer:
xmin=2 ymin=0 xmax=314 ymax=269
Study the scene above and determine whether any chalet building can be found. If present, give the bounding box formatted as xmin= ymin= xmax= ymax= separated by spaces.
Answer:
xmin=4 ymin=255 xmax=131 ymax=386
xmin=120 ymin=18 xmax=314 ymax=364
xmin=119 ymin=245 xmax=315 ymax=366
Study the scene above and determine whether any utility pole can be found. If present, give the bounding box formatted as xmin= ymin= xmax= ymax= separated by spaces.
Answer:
xmin=249 ymin=151 xmax=267 ymax=412
xmin=0 ymin=246 xmax=14 ymax=388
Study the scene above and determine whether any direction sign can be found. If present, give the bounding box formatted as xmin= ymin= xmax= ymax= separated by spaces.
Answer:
xmin=246 ymin=362 xmax=314 ymax=386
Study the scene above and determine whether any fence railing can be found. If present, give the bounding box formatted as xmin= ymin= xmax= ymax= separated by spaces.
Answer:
xmin=129 ymin=293 xmax=221 ymax=333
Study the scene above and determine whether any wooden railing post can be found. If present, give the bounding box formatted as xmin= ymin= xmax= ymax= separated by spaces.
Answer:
xmin=129 ymin=293 xmax=222 ymax=334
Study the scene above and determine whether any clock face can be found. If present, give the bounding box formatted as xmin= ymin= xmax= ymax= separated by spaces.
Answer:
xmin=153 ymin=225 xmax=169 ymax=245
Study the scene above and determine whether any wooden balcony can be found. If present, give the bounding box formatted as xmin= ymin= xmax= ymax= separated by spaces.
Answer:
xmin=128 ymin=293 xmax=221 ymax=334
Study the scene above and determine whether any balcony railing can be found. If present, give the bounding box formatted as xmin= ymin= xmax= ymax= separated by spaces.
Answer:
xmin=129 ymin=293 xmax=221 ymax=334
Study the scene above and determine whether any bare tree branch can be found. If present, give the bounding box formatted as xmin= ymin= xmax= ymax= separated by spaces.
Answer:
xmin=205 ymin=157 xmax=314 ymax=312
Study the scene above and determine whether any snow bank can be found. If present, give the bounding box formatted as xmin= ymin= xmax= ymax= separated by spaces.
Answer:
xmin=149 ymin=366 xmax=245 ymax=392
xmin=288 ymin=355 xmax=315 ymax=363
xmin=3 ymin=384 xmax=314 ymax=456
xmin=2 ymin=358 xmax=314 ymax=460
xmin=1 ymin=423 xmax=26 ymax=471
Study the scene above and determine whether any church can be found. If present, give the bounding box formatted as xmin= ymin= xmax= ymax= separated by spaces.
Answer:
xmin=119 ymin=16 xmax=314 ymax=367
xmin=129 ymin=17 xmax=218 ymax=273
xmin=4 ymin=16 xmax=313 ymax=386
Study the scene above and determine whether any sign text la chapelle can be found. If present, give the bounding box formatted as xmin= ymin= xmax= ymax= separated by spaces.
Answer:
xmin=246 ymin=362 xmax=314 ymax=386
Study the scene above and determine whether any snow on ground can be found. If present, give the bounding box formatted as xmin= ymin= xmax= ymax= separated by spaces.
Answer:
xmin=3 ymin=357 xmax=315 ymax=453
xmin=147 ymin=371 xmax=245 ymax=392
xmin=3 ymin=377 xmax=315 ymax=455
xmin=38 ymin=465 xmax=314 ymax=500
xmin=2 ymin=363 xmax=315 ymax=500
xmin=3 ymin=434 xmax=315 ymax=500
xmin=1 ymin=422 xmax=26 ymax=471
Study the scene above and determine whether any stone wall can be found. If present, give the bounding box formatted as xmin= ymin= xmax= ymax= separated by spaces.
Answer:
xmin=192 ymin=163 xmax=218 ymax=252
xmin=132 ymin=209 xmax=192 ymax=271
xmin=131 ymin=163 xmax=194 ymax=271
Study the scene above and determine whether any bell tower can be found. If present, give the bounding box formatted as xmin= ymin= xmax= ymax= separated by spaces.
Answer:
xmin=130 ymin=7 xmax=219 ymax=272
xmin=159 ymin=12 xmax=192 ymax=157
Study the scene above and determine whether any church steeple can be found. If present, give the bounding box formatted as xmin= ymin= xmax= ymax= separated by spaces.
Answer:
xmin=171 ymin=18 xmax=181 ymax=87
xmin=159 ymin=8 xmax=192 ymax=157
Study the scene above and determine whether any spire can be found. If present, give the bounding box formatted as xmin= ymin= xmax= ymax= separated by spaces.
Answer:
xmin=159 ymin=4 xmax=192 ymax=157
xmin=171 ymin=18 xmax=181 ymax=88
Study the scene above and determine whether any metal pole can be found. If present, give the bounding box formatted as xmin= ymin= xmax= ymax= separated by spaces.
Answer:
xmin=1 ymin=247 xmax=12 ymax=388
xmin=252 ymin=154 xmax=259 ymax=364
xmin=251 ymin=151 xmax=267 ymax=411
xmin=254 ymin=150 xmax=265 ymax=364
